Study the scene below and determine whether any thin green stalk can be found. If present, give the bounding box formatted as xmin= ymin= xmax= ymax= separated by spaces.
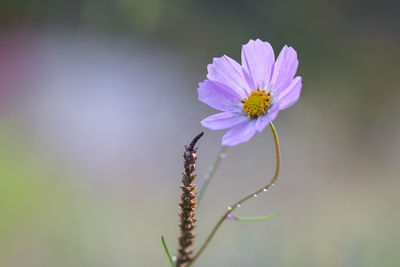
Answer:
xmin=161 ymin=236 xmax=175 ymax=267
xmin=188 ymin=122 xmax=281 ymax=266
xmin=197 ymin=146 xmax=228 ymax=207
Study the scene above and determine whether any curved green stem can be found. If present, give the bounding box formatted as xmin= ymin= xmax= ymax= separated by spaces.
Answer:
xmin=197 ymin=146 xmax=228 ymax=207
xmin=188 ymin=122 xmax=281 ymax=266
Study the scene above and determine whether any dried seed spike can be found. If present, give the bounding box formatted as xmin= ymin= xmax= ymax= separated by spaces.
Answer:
xmin=176 ymin=132 xmax=203 ymax=267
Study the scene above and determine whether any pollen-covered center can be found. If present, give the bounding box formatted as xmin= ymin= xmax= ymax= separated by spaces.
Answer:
xmin=240 ymin=86 xmax=272 ymax=118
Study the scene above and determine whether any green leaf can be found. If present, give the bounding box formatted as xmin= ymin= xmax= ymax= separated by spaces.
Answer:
xmin=161 ymin=235 xmax=175 ymax=267
xmin=235 ymin=213 xmax=282 ymax=222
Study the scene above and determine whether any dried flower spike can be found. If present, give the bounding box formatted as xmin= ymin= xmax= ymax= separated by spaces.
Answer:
xmin=176 ymin=132 xmax=203 ymax=267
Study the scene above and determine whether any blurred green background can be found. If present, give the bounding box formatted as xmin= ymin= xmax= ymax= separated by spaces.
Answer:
xmin=0 ymin=0 xmax=399 ymax=266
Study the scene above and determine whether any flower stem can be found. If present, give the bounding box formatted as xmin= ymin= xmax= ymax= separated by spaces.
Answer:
xmin=188 ymin=122 xmax=281 ymax=266
xmin=197 ymin=146 xmax=228 ymax=207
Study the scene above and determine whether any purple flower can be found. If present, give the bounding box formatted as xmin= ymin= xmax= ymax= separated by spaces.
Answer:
xmin=198 ymin=39 xmax=302 ymax=146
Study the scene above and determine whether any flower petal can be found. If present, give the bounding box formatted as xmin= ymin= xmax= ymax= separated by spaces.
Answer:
xmin=270 ymin=45 xmax=299 ymax=95
xmin=221 ymin=120 xmax=257 ymax=146
xmin=198 ymin=80 xmax=242 ymax=111
xmin=201 ymin=112 xmax=247 ymax=130
xmin=207 ymin=55 xmax=249 ymax=98
xmin=241 ymin=39 xmax=275 ymax=91
xmin=276 ymin=76 xmax=302 ymax=110
xmin=255 ymin=105 xmax=280 ymax=133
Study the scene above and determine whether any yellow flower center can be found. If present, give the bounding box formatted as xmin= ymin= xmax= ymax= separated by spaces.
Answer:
xmin=240 ymin=86 xmax=272 ymax=118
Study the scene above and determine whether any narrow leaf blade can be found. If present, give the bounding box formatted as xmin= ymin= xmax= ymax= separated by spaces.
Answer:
xmin=161 ymin=235 xmax=175 ymax=267
xmin=235 ymin=213 xmax=282 ymax=222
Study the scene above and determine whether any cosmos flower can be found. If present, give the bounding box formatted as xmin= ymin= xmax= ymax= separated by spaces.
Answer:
xmin=198 ymin=39 xmax=302 ymax=146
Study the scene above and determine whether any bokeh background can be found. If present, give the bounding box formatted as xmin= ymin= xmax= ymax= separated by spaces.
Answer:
xmin=1 ymin=1 xmax=400 ymax=266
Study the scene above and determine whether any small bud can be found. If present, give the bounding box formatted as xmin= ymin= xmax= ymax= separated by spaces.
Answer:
xmin=226 ymin=214 xmax=237 ymax=220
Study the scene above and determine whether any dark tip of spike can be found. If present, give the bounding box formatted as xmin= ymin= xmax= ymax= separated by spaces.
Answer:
xmin=189 ymin=132 xmax=204 ymax=151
